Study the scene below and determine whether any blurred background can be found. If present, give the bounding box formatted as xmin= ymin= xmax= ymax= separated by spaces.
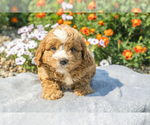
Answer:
xmin=0 ymin=0 xmax=150 ymax=78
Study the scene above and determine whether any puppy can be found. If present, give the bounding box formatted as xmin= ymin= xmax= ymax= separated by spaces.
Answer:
xmin=35 ymin=24 xmax=96 ymax=100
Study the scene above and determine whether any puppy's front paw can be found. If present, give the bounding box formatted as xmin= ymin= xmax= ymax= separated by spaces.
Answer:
xmin=73 ymin=86 xmax=94 ymax=96
xmin=42 ymin=90 xmax=63 ymax=100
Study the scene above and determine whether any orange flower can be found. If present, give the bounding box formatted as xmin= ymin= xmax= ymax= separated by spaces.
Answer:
xmin=131 ymin=19 xmax=142 ymax=27
xmin=134 ymin=45 xmax=147 ymax=53
xmin=77 ymin=12 xmax=81 ymax=15
xmin=143 ymin=47 xmax=147 ymax=52
xmin=36 ymin=12 xmax=46 ymax=18
xmin=131 ymin=8 xmax=142 ymax=13
xmin=118 ymin=40 xmax=122 ymax=44
xmin=63 ymin=21 xmax=72 ymax=25
xmin=68 ymin=21 xmax=72 ymax=25
xmin=69 ymin=0 xmax=75 ymax=4
xmin=122 ymin=50 xmax=133 ymax=60
xmin=11 ymin=6 xmax=18 ymax=12
xmin=57 ymin=19 xmax=64 ymax=25
xmin=114 ymin=14 xmax=119 ymax=19
xmin=98 ymin=37 xmax=109 ymax=47
xmin=98 ymin=21 xmax=104 ymax=26
xmin=69 ymin=11 xmax=75 ymax=16
xmin=57 ymin=8 xmax=64 ymax=16
xmin=104 ymin=29 xmax=114 ymax=36
xmin=114 ymin=2 xmax=119 ymax=8
xmin=86 ymin=33 xmax=89 ymax=36
xmin=57 ymin=0 xmax=64 ymax=4
xmin=80 ymin=27 xmax=90 ymax=35
xmin=11 ymin=17 xmax=18 ymax=23
xmin=36 ymin=0 xmax=46 ymax=7
xmin=88 ymin=1 xmax=96 ymax=10
xmin=96 ymin=33 xmax=102 ymax=40
xmin=73 ymin=25 xmax=77 ymax=29
xmin=90 ymin=28 xmax=95 ymax=34
xmin=88 ymin=13 xmax=97 ymax=20
xmin=85 ymin=41 xmax=90 ymax=46
xmin=98 ymin=10 xmax=103 ymax=13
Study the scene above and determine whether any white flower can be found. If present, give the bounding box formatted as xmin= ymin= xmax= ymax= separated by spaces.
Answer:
xmin=33 ymin=29 xmax=39 ymax=35
xmin=66 ymin=3 xmax=73 ymax=9
xmin=62 ymin=2 xmax=67 ymax=10
xmin=45 ymin=24 xmax=50 ymax=28
xmin=66 ymin=15 xmax=73 ymax=20
xmin=100 ymin=59 xmax=109 ymax=66
xmin=6 ymin=51 xmax=12 ymax=57
xmin=7 ymin=41 xmax=17 ymax=50
xmin=15 ymin=56 xmax=26 ymax=65
xmin=28 ymin=52 xmax=34 ymax=59
xmin=61 ymin=14 xmax=73 ymax=21
xmin=21 ymin=33 xmax=26 ymax=40
xmin=17 ymin=28 xmax=22 ymax=34
xmin=99 ymin=39 xmax=105 ymax=48
xmin=32 ymin=57 xmax=37 ymax=65
xmin=24 ymin=50 xmax=30 ymax=56
xmin=36 ymin=25 xmax=44 ymax=31
xmin=0 ymin=47 xmax=5 ymax=53
xmin=35 ymin=33 xmax=46 ymax=41
xmin=28 ymin=40 xmax=38 ymax=49
xmin=90 ymin=38 xmax=99 ymax=45
xmin=62 ymin=2 xmax=73 ymax=10
xmin=3 ymin=41 xmax=11 ymax=47
xmin=51 ymin=23 xmax=59 ymax=28
xmin=40 ymin=30 xmax=48 ymax=34
xmin=88 ymin=38 xmax=92 ymax=43
xmin=28 ymin=24 xmax=34 ymax=32
xmin=5 ymin=48 xmax=10 ymax=54
xmin=18 ymin=26 xmax=28 ymax=34
xmin=10 ymin=48 xmax=18 ymax=55
xmin=17 ymin=49 xmax=25 ymax=57
xmin=62 ymin=14 xmax=67 ymax=21
xmin=28 ymin=32 xmax=35 ymax=39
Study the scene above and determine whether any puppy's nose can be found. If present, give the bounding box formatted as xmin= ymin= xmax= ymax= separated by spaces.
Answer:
xmin=59 ymin=58 xmax=68 ymax=65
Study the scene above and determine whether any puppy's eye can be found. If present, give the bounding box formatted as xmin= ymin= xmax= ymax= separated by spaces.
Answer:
xmin=51 ymin=47 xmax=56 ymax=51
xmin=71 ymin=47 xmax=75 ymax=52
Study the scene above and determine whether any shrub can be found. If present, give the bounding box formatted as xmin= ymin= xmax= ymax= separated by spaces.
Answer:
xmin=0 ymin=13 xmax=9 ymax=32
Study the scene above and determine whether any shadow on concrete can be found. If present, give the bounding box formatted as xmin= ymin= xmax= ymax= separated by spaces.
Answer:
xmin=86 ymin=68 xmax=123 ymax=97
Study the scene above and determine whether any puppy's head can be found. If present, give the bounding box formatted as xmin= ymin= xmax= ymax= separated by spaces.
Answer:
xmin=35 ymin=24 xmax=87 ymax=73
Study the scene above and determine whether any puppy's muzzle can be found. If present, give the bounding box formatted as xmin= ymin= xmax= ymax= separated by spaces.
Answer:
xmin=59 ymin=58 xmax=68 ymax=65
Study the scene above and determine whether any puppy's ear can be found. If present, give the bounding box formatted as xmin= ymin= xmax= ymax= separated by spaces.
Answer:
xmin=81 ymin=38 xmax=88 ymax=61
xmin=81 ymin=37 xmax=93 ymax=67
xmin=34 ymin=38 xmax=46 ymax=67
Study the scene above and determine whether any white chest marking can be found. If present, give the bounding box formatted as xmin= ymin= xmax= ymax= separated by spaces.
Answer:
xmin=56 ymin=69 xmax=73 ymax=85
xmin=64 ymin=73 xmax=73 ymax=85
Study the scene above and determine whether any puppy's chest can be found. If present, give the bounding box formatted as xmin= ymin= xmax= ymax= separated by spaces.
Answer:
xmin=56 ymin=69 xmax=74 ymax=90
xmin=63 ymin=72 xmax=73 ymax=85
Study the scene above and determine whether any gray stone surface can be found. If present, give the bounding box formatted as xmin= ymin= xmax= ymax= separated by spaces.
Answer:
xmin=0 ymin=65 xmax=150 ymax=124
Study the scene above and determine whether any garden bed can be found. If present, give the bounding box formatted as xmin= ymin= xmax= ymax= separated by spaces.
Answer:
xmin=0 ymin=26 xmax=150 ymax=79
